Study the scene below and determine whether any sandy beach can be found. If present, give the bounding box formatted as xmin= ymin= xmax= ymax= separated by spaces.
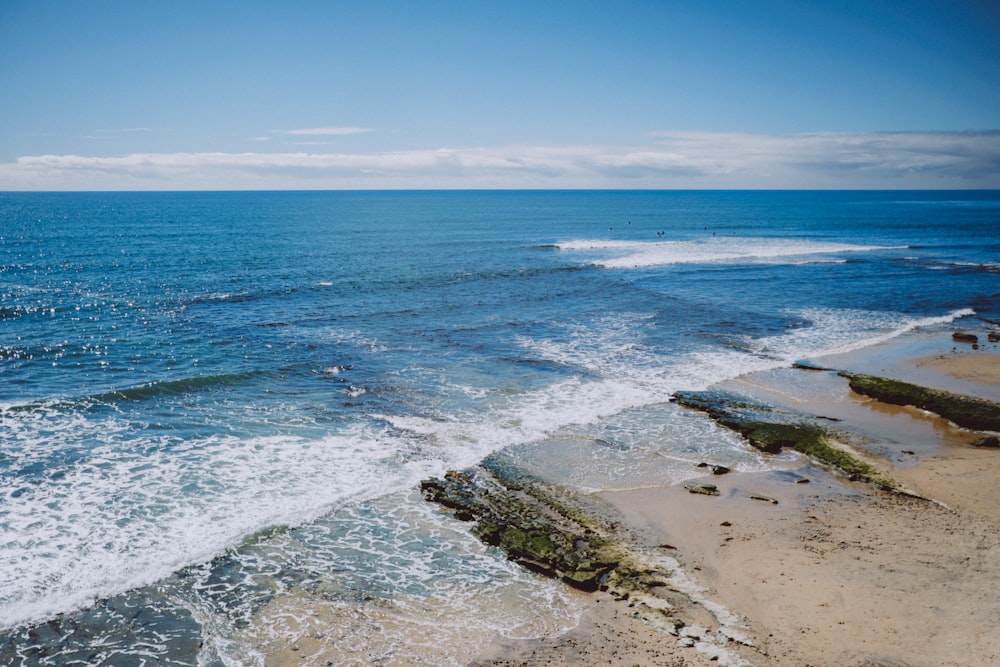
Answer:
xmin=472 ymin=338 xmax=1000 ymax=667
xmin=914 ymin=351 xmax=1000 ymax=387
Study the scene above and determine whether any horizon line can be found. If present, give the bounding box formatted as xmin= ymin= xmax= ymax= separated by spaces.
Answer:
xmin=2 ymin=187 xmax=999 ymax=194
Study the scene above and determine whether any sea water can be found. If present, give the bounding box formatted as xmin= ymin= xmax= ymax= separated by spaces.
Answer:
xmin=1 ymin=190 xmax=998 ymax=664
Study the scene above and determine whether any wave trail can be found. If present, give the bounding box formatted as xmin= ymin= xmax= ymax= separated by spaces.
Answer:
xmin=2 ymin=371 xmax=266 ymax=414
xmin=0 ymin=421 xmax=403 ymax=631
xmin=744 ymin=307 xmax=977 ymax=364
xmin=91 ymin=372 xmax=265 ymax=403
xmin=557 ymin=237 xmax=907 ymax=269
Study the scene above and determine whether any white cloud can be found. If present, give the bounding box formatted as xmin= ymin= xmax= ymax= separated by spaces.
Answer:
xmin=642 ymin=131 xmax=1000 ymax=183
xmin=1 ymin=131 xmax=998 ymax=190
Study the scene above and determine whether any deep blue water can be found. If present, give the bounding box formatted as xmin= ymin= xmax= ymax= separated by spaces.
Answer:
xmin=1 ymin=190 xmax=998 ymax=665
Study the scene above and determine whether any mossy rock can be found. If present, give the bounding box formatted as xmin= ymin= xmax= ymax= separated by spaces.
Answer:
xmin=675 ymin=390 xmax=898 ymax=490
xmin=421 ymin=463 xmax=700 ymax=630
xmin=421 ymin=464 xmax=623 ymax=592
xmin=501 ymin=526 xmax=559 ymax=564
xmin=472 ymin=519 xmax=503 ymax=546
xmin=842 ymin=373 xmax=1000 ymax=432
xmin=735 ymin=421 xmax=822 ymax=454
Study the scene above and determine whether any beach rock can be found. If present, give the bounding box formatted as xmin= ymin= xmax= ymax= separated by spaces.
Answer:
xmin=843 ymin=372 xmax=1000 ymax=432
xmin=972 ymin=435 xmax=1000 ymax=449
xmin=952 ymin=332 xmax=978 ymax=344
xmin=421 ymin=459 xmax=686 ymax=637
xmin=675 ymin=390 xmax=899 ymax=489
xmin=792 ymin=360 xmax=834 ymax=371
xmin=989 ymin=332 xmax=1000 ymax=343
xmin=685 ymin=483 xmax=720 ymax=496
xmin=421 ymin=460 xmax=622 ymax=592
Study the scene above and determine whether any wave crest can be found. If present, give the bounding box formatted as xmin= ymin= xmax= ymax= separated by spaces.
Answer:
xmin=558 ymin=237 xmax=907 ymax=268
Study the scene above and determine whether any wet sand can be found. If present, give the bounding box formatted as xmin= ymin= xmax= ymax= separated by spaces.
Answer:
xmin=475 ymin=333 xmax=1000 ymax=666
xmin=913 ymin=351 xmax=1000 ymax=386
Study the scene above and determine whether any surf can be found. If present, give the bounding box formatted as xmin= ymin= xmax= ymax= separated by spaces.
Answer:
xmin=557 ymin=236 xmax=908 ymax=268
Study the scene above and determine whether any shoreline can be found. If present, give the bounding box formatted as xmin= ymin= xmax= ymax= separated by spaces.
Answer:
xmin=251 ymin=327 xmax=1000 ymax=666
xmin=468 ymin=329 xmax=1000 ymax=666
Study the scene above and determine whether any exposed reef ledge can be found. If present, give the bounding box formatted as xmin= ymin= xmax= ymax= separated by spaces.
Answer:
xmin=422 ymin=457 xmax=758 ymax=663
xmin=674 ymin=389 xmax=900 ymax=491
xmin=840 ymin=372 xmax=1000 ymax=432
xmin=421 ymin=457 xmax=696 ymax=628
xmin=422 ymin=460 xmax=615 ymax=590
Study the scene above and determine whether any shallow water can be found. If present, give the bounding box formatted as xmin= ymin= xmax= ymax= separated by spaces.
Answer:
xmin=1 ymin=190 xmax=998 ymax=664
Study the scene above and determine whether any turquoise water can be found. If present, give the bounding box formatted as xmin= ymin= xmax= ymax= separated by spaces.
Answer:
xmin=1 ymin=190 xmax=998 ymax=664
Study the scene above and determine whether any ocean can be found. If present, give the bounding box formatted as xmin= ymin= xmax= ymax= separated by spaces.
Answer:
xmin=1 ymin=190 xmax=998 ymax=665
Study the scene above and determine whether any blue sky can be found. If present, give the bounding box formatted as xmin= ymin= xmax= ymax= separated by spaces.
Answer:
xmin=2 ymin=0 xmax=999 ymax=190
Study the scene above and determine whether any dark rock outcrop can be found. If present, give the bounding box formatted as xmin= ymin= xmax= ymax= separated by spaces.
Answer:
xmin=696 ymin=462 xmax=731 ymax=475
xmin=842 ymin=372 xmax=1000 ymax=432
xmin=674 ymin=390 xmax=898 ymax=489
xmin=422 ymin=459 xmax=622 ymax=592
xmin=684 ymin=483 xmax=720 ymax=496
xmin=792 ymin=360 xmax=835 ymax=371
xmin=421 ymin=457 xmax=686 ymax=632
xmin=972 ymin=435 xmax=1000 ymax=448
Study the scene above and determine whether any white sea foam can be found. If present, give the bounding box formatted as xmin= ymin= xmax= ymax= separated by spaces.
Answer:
xmin=376 ymin=305 xmax=970 ymax=492
xmin=558 ymin=236 xmax=905 ymax=268
xmin=0 ymin=417 xmax=411 ymax=630
xmin=4 ymin=368 xmax=652 ymax=630
xmin=1 ymin=302 xmax=975 ymax=631
xmin=215 ymin=493 xmax=588 ymax=667
xmin=517 ymin=306 xmax=975 ymax=396
xmin=0 ymin=371 xmax=650 ymax=631
xmin=743 ymin=307 xmax=976 ymax=362
xmin=377 ymin=374 xmax=654 ymax=473
xmin=499 ymin=305 xmax=976 ymax=492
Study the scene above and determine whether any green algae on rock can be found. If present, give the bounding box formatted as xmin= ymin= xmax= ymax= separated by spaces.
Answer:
xmin=841 ymin=372 xmax=1000 ymax=432
xmin=421 ymin=461 xmax=622 ymax=592
xmin=420 ymin=456 xmax=689 ymax=634
xmin=674 ymin=390 xmax=899 ymax=490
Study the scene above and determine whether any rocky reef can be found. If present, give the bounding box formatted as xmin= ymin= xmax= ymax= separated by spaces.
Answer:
xmin=422 ymin=459 xmax=616 ymax=592
xmin=674 ymin=389 xmax=900 ymax=490
xmin=675 ymin=367 xmax=1000 ymax=492
xmin=841 ymin=372 xmax=1000 ymax=432
xmin=421 ymin=456 xmax=688 ymax=632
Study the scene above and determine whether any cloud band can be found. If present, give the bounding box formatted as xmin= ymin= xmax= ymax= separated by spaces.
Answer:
xmin=2 ymin=131 xmax=998 ymax=190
